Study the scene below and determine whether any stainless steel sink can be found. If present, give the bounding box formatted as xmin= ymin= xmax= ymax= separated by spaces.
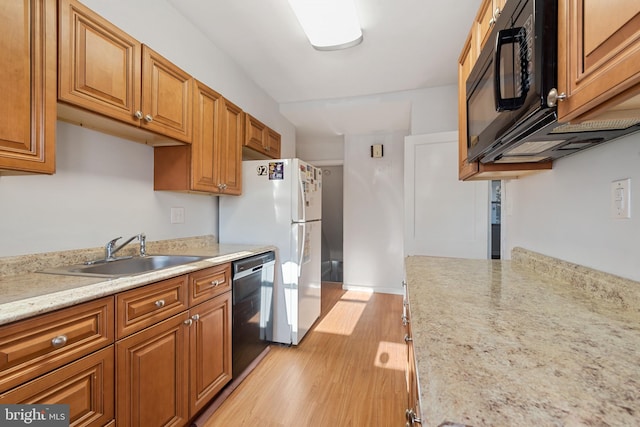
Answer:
xmin=40 ymin=255 xmax=210 ymax=278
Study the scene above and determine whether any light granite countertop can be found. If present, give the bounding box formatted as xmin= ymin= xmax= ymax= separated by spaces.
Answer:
xmin=0 ymin=236 xmax=275 ymax=326
xmin=405 ymin=249 xmax=640 ymax=427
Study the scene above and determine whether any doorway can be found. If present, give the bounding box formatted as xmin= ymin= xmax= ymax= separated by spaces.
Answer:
xmin=490 ymin=180 xmax=501 ymax=259
xmin=320 ymin=165 xmax=344 ymax=282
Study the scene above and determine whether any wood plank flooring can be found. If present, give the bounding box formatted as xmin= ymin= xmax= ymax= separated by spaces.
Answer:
xmin=202 ymin=282 xmax=408 ymax=426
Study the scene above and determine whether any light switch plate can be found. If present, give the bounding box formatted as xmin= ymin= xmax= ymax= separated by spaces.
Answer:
xmin=171 ymin=207 xmax=185 ymax=224
xmin=611 ymin=179 xmax=631 ymax=219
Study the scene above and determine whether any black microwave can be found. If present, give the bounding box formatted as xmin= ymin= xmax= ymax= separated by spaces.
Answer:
xmin=466 ymin=0 xmax=640 ymax=164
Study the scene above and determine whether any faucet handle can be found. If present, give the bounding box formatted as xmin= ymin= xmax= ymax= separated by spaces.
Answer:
xmin=105 ymin=236 xmax=122 ymax=259
xmin=138 ymin=233 xmax=147 ymax=257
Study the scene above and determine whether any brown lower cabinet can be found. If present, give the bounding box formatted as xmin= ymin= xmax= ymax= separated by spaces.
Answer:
xmin=0 ymin=263 xmax=233 ymax=427
xmin=0 ymin=346 xmax=115 ymax=427
xmin=116 ymin=312 xmax=190 ymax=427
xmin=115 ymin=291 xmax=232 ymax=427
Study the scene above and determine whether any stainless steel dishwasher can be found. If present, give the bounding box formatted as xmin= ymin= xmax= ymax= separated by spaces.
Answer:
xmin=231 ymin=251 xmax=276 ymax=378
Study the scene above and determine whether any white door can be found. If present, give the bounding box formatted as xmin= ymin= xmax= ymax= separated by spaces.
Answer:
xmin=404 ymin=132 xmax=489 ymax=258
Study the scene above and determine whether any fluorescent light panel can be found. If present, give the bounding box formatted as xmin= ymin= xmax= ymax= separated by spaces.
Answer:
xmin=288 ymin=0 xmax=363 ymax=51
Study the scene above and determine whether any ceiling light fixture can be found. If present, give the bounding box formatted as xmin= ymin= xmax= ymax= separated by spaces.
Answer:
xmin=288 ymin=0 xmax=363 ymax=51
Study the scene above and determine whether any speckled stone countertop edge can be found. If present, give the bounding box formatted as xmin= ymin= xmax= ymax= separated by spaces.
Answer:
xmin=0 ymin=236 xmax=276 ymax=325
xmin=511 ymin=246 xmax=640 ymax=310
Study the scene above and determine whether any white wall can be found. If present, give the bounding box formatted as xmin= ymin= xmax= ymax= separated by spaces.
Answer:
xmin=296 ymin=136 xmax=345 ymax=162
xmin=0 ymin=123 xmax=216 ymax=256
xmin=504 ymin=133 xmax=640 ymax=282
xmin=410 ymin=85 xmax=459 ymax=135
xmin=0 ymin=0 xmax=294 ymax=257
xmin=343 ymin=131 xmax=407 ymax=294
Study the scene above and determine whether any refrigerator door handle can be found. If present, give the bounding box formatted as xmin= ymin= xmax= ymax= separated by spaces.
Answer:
xmin=297 ymin=167 xmax=306 ymax=223
xmin=297 ymin=222 xmax=306 ymax=277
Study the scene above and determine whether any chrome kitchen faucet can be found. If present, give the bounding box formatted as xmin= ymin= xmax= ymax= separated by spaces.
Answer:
xmin=104 ymin=233 xmax=146 ymax=261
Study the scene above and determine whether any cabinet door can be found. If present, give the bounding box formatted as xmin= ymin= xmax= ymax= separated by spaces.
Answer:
xmin=266 ymin=128 xmax=282 ymax=159
xmin=558 ymin=0 xmax=640 ymax=121
xmin=0 ymin=346 xmax=115 ymax=427
xmin=141 ymin=45 xmax=193 ymax=143
xmin=188 ymin=292 xmax=232 ymax=416
xmin=219 ymin=99 xmax=244 ymax=195
xmin=457 ymin=33 xmax=479 ymax=180
xmin=116 ymin=313 xmax=189 ymax=427
xmin=0 ymin=0 xmax=56 ymax=174
xmin=244 ymin=113 xmax=267 ymax=154
xmin=58 ymin=0 xmax=141 ymax=126
xmin=191 ymin=80 xmax=223 ymax=193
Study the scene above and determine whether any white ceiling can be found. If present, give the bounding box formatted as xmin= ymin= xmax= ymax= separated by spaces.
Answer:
xmin=168 ymin=0 xmax=482 ymax=139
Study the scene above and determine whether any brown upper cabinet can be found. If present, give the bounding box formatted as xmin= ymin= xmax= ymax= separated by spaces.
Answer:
xmin=58 ymin=0 xmax=193 ymax=145
xmin=557 ymin=0 xmax=640 ymax=123
xmin=0 ymin=0 xmax=56 ymax=174
xmin=154 ymin=81 xmax=243 ymax=195
xmin=476 ymin=0 xmax=506 ymax=49
xmin=457 ymin=0 xmax=552 ymax=181
xmin=243 ymin=113 xmax=282 ymax=159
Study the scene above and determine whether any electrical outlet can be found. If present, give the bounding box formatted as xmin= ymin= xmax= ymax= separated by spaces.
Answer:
xmin=611 ymin=179 xmax=631 ymax=219
xmin=170 ymin=207 xmax=185 ymax=224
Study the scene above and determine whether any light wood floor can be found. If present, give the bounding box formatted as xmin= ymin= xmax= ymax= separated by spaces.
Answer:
xmin=202 ymin=282 xmax=408 ymax=427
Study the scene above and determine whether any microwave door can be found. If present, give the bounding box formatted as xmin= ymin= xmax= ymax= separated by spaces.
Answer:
xmin=495 ymin=27 xmax=527 ymax=112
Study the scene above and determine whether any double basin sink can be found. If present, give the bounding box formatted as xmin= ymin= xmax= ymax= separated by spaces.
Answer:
xmin=41 ymin=255 xmax=210 ymax=278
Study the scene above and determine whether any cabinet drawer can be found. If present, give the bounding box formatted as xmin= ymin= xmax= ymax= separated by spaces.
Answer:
xmin=0 ymin=297 xmax=114 ymax=393
xmin=116 ymin=275 xmax=188 ymax=339
xmin=0 ymin=345 xmax=115 ymax=427
xmin=188 ymin=263 xmax=231 ymax=306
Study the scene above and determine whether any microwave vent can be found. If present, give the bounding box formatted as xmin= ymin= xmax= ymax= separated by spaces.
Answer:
xmin=504 ymin=139 xmax=566 ymax=155
xmin=550 ymin=118 xmax=640 ymax=133
xmin=494 ymin=156 xmax=550 ymax=163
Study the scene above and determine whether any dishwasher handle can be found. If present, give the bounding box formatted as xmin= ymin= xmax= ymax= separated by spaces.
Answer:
xmin=233 ymin=261 xmax=275 ymax=280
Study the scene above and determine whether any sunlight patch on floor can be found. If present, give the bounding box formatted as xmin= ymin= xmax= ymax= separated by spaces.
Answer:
xmin=315 ymin=301 xmax=366 ymax=335
xmin=374 ymin=341 xmax=407 ymax=372
xmin=314 ymin=290 xmax=373 ymax=335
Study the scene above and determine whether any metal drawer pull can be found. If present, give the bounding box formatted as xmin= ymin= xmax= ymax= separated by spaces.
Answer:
xmin=51 ymin=335 xmax=68 ymax=348
xmin=210 ymin=280 xmax=220 ymax=287
xmin=184 ymin=319 xmax=193 ymax=326
xmin=404 ymin=334 xmax=413 ymax=343
xmin=191 ymin=314 xmax=200 ymax=322
xmin=405 ymin=409 xmax=422 ymax=425
xmin=155 ymin=299 xmax=165 ymax=308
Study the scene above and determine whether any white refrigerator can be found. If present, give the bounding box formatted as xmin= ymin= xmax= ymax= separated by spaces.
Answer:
xmin=219 ymin=159 xmax=322 ymax=345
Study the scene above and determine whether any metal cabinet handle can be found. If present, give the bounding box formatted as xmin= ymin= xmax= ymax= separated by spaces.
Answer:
xmin=547 ymin=88 xmax=567 ymax=107
xmin=191 ymin=314 xmax=200 ymax=322
xmin=404 ymin=334 xmax=413 ymax=343
xmin=134 ymin=110 xmax=143 ymax=119
xmin=51 ymin=335 xmax=68 ymax=348
xmin=405 ymin=409 xmax=422 ymax=425
xmin=402 ymin=315 xmax=409 ymax=326
xmin=184 ymin=319 xmax=193 ymax=326
xmin=155 ymin=299 xmax=165 ymax=308
xmin=210 ymin=280 xmax=220 ymax=287
xmin=144 ymin=114 xmax=153 ymax=123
